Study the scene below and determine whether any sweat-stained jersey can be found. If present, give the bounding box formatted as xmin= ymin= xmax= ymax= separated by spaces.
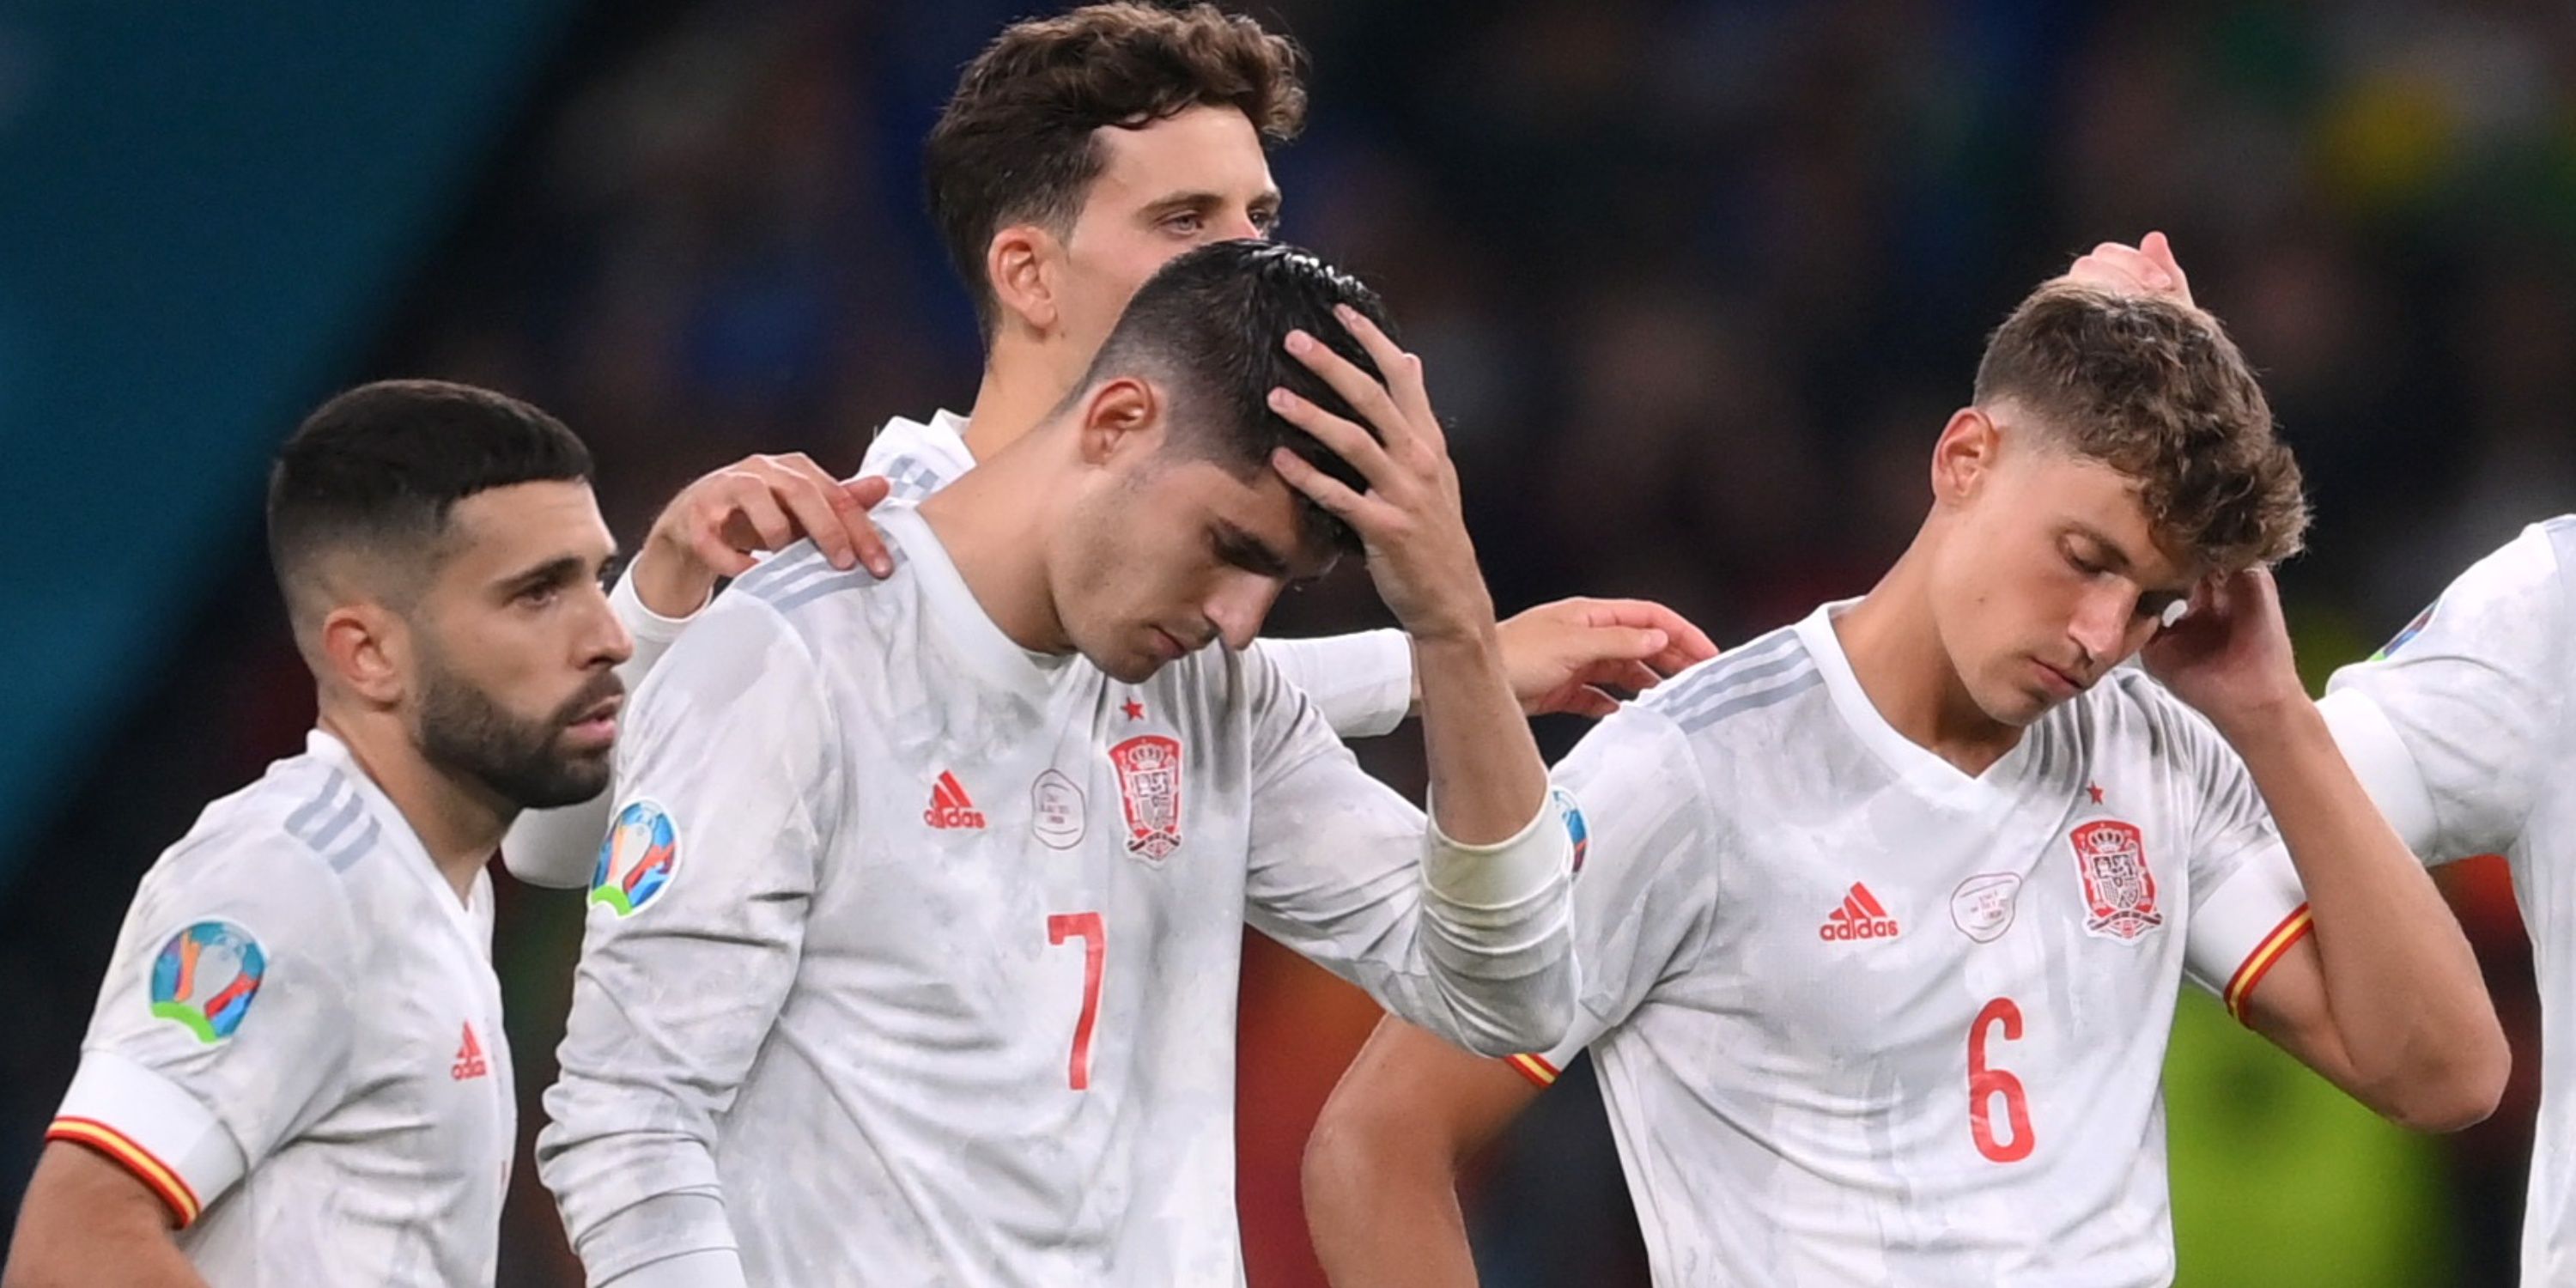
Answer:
xmin=1501 ymin=603 xmax=2311 ymax=1287
xmin=496 ymin=410 xmax=1415 ymax=891
xmin=49 ymin=730 xmax=513 ymax=1286
xmin=537 ymin=501 xmax=1573 ymax=1286
xmin=2321 ymin=516 xmax=2576 ymax=1285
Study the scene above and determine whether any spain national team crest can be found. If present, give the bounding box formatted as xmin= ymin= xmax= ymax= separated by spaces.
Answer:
xmin=149 ymin=920 xmax=265 ymax=1044
xmin=1109 ymin=733 xmax=1184 ymax=860
xmin=2069 ymin=819 xmax=2161 ymax=942
xmin=591 ymin=799 xmax=680 ymax=917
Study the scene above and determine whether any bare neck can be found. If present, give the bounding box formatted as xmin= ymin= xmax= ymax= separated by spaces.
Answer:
xmin=961 ymin=331 xmax=1085 ymax=463
xmin=315 ymin=705 xmax=507 ymax=905
xmin=912 ymin=440 xmax=1072 ymax=656
xmin=1832 ymin=532 xmax=2023 ymax=775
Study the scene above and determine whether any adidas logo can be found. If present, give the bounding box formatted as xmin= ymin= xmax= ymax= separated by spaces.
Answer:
xmin=1818 ymin=883 xmax=1901 ymax=942
xmin=451 ymin=1023 xmax=489 ymax=1081
xmin=924 ymin=771 xmax=987 ymax=830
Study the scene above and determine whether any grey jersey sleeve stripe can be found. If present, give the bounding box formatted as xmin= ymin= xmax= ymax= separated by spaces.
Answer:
xmin=728 ymin=547 xmax=833 ymax=599
xmin=767 ymin=566 xmax=888 ymax=616
xmin=1652 ymin=629 xmax=1808 ymax=725
xmin=1674 ymin=667 xmax=1822 ymax=733
xmin=294 ymin=783 xmax=368 ymax=857
xmin=1660 ymin=649 xmax=1814 ymax=728
xmin=326 ymin=819 xmax=380 ymax=873
xmin=283 ymin=775 xmax=352 ymax=838
xmin=872 ymin=456 xmax=949 ymax=502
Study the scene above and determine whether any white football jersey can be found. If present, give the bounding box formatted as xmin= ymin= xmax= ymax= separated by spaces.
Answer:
xmin=2321 ymin=515 xmax=2576 ymax=1285
xmin=50 ymin=730 xmax=513 ymax=1286
xmin=860 ymin=410 xmax=1414 ymax=737
xmin=537 ymin=503 xmax=1572 ymax=1286
xmin=1500 ymin=604 xmax=2310 ymax=1287
xmin=496 ymin=413 xmax=1415 ymax=892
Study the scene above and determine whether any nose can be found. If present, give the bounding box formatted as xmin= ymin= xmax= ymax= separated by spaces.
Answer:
xmin=1216 ymin=208 xmax=1264 ymax=241
xmin=2066 ymin=585 xmax=2132 ymax=671
xmin=582 ymin=582 xmax=635 ymax=669
xmin=1205 ymin=573 xmax=1285 ymax=653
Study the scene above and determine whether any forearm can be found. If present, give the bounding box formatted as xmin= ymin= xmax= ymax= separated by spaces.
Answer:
xmin=501 ymin=791 xmax=617 ymax=888
xmin=1416 ymin=631 xmax=1546 ymax=844
xmin=575 ymin=1195 xmax=744 ymax=1288
xmin=1303 ymin=1124 xmax=1479 ymax=1288
xmin=2227 ymin=700 xmax=2500 ymax=1087
xmin=5 ymin=1151 xmax=210 ymax=1288
xmin=538 ymin=1114 xmax=739 ymax=1285
xmin=1255 ymin=630 xmax=1414 ymax=739
xmin=1 ymin=1239 xmax=207 ymax=1288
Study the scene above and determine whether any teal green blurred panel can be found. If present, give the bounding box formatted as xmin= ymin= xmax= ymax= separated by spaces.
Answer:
xmin=2165 ymin=990 xmax=2450 ymax=1285
xmin=0 ymin=3 xmax=577 ymax=873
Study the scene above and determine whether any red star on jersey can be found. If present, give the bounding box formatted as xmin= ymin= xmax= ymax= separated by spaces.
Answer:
xmin=2087 ymin=782 xmax=2106 ymax=805
xmin=1121 ymin=697 xmax=1145 ymax=721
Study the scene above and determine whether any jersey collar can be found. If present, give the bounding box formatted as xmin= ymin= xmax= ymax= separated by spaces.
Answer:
xmin=1794 ymin=601 xmax=2039 ymax=812
xmin=303 ymin=728 xmax=495 ymax=949
xmin=871 ymin=503 xmax=1070 ymax=696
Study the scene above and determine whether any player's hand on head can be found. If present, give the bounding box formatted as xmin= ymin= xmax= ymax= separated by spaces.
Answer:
xmin=2059 ymin=231 xmax=2196 ymax=310
xmin=631 ymin=453 xmax=895 ymax=618
xmin=2140 ymin=565 xmax=2303 ymax=734
xmin=1498 ymin=597 xmax=1720 ymax=718
xmin=1267 ymin=307 xmax=1495 ymax=643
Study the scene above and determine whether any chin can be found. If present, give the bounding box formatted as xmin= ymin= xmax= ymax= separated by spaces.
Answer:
xmin=1094 ymin=653 xmax=1166 ymax=685
xmin=522 ymin=749 xmax=615 ymax=811
xmin=1973 ymin=685 xmax=2053 ymax=730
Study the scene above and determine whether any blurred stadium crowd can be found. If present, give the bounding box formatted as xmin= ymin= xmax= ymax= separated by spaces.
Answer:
xmin=11 ymin=1 xmax=2576 ymax=1284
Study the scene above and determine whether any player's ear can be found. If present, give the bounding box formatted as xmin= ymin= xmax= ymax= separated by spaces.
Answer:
xmin=1074 ymin=377 xmax=1160 ymax=468
xmin=1929 ymin=407 xmax=2001 ymax=507
xmin=987 ymin=223 xmax=1062 ymax=337
xmin=319 ymin=600 xmax=410 ymax=708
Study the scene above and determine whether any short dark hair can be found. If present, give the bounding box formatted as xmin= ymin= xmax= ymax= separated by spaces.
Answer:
xmin=267 ymin=380 xmax=593 ymax=622
xmin=926 ymin=2 xmax=1308 ymax=338
xmin=1973 ymin=284 xmax=2307 ymax=572
xmin=1078 ymin=239 xmax=1393 ymax=550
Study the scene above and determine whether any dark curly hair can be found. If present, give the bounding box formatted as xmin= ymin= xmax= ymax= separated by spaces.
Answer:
xmin=925 ymin=3 xmax=1308 ymax=339
xmin=1973 ymin=284 xmax=2308 ymax=572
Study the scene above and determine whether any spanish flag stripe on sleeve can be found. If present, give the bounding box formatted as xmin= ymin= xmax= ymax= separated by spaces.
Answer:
xmin=1504 ymin=1053 xmax=1560 ymax=1089
xmin=47 ymin=1116 xmax=203 ymax=1227
xmin=2223 ymin=903 xmax=2315 ymax=1025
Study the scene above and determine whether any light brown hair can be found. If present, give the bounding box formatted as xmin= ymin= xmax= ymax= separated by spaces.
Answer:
xmin=925 ymin=2 xmax=1308 ymax=337
xmin=1974 ymin=284 xmax=2307 ymax=571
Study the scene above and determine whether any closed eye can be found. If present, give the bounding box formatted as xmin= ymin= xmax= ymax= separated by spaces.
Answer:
xmin=1211 ymin=524 xmax=1291 ymax=579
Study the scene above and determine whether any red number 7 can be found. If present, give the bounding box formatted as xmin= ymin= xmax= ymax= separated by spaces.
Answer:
xmin=1047 ymin=913 xmax=1106 ymax=1091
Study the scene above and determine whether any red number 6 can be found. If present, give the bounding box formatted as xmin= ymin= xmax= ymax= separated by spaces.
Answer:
xmin=1968 ymin=996 xmax=2034 ymax=1163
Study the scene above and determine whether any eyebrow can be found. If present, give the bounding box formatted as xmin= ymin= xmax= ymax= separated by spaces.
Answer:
xmin=2064 ymin=521 xmax=2135 ymax=573
xmin=1213 ymin=519 xmax=1294 ymax=579
xmin=2068 ymin=521 xmax=2195 ymax=601
xmin=1140 ymin=188 xmax=1282 ymax=221
xmin=497 ymin=552 xmax=604 ymax=598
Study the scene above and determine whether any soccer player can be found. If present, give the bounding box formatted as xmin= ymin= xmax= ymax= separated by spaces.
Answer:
xmin=3 ymin=382 xmax=631 ymax=1287
xmin=536 ymin=240 xmax=1619 ymax=1286
xmin=496 ymin=1 xmax=1697 ymax=889
xmin=1298 ymin=263 xmax=2510 ymax=1286
xmin=2053 ymin=230 xmax=2576 ymax=1285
